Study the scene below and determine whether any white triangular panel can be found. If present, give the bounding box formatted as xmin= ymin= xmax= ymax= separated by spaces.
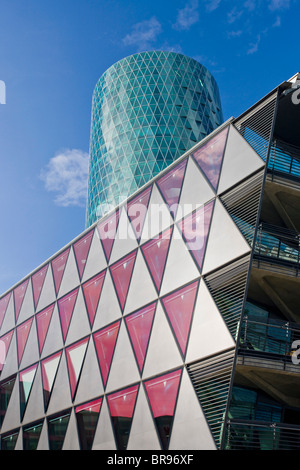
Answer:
xmin=74 ymin=338 xmax=104 ymax=405
xmin=62 ymin=409 xmax=80 ymax=450
xmin=40 ymin=304 xmax=64 ymax=359
xmin=57 ymin=248 xmax=80 ymax=298
xmin=0 ymin=331 xmax=18 ymax=381
xmin=36 ymin=420 xmax=49 ymax=450
xmin=92 ymin=271 xmax=122 ymax=332
xmin=127 ymin=386 xmax=161 ymax=450
xmin=106 ymin=322 xmax=140 ymax=393
xmin=14 ymin=431 xmax=23 ymax=450
xmin=124 ymin=250 xmax=158 ymax=316
xmin=17 ymin=278 xmax=34 ymax=324
xmin=64 ymin=288 xmax=91 ymax=346
xmin=46 ymin=353 xmax=73 ymax=414
xmin=92 ymin=398 xmax=117 ymax=450
xmin=21 ymin=365 xmax=45 ymax=425
xmin=0 ymin=293 xmax=15 ymax=335
xmin=81 ymin=229 xmax=107 ymax=283
xmin=160 ymin=225 xmax=199 ymax=297
xmin=202 ymin=198 xmax=250 ymax=274
xmin=169 ymin=368 xmax=216 ymax=450
xmin=142 ymin=303 xmax=183 ymax=379
xmin=176 ymin=157 xmax=215 ymax=221
xmin=18 ymin=319 xmax=39 ymax=371
xmin=186 ymin=280 xmax=235 ymax=363
xmin=110 ymin=208 xmax=138 ymax=264
xmin=218 ymin=125 xmax=265 ymax=194
xmin=141 ymin=184 xmax=173 ymax=242
xmin=36 ymin=264 xmax=56 ymax=313
xmin=0 ymin=376 xmax=20 ymax=433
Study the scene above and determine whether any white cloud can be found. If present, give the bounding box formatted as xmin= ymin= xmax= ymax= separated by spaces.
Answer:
xmin=247 ymin=34 xmax=261 ymax=54
xmin=205 ymin=0 xmax=221 ymax=12
xmin=40 ymin=149 xmax=89 ymax=207
xmin=227 ymin=7 xmax=243 ymax=23
xmin=173 ymin=0 xmax=199 ymax=31
xmin=268 ymin=0 xmax=290 ymax=10
xmin=122 ymin=17 xmax=162 ymax=50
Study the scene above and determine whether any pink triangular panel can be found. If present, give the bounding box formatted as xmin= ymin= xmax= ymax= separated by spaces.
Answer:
xmin=97 ymin=211 xmax=120 ymax=263
xmin=125 ymin=302 xmax=156 ymax=373
xmin=127 ymin=186 xmax=152 ymax=241
xmin=14 ymin=279 xmax=29 ymax=322
xmin=0 ymin=292 xmax=11 ymax=329
xmin=16 ymin=317 xmax=33 ymax=366
xmin=110 ymin=251 xmax=137 ymax=311
xmin=162 ymin=280 xmax=199 ymax=356
xmin=177 ymin=200 xmax=214 ymax=271
xmin=156 ymin=159 xmax=187 ymax=218
xmin=0 ymin=330 xmax=14 ymax=372
xmin=107 ymin=384 xmax=139 ymax=418
xmin=141 ymin=227 xmax=173 ymax=292
xmin=93 ymin=321 xmax=120 ymax=387
xmin=144 ymin=368 xmax=182 ymax=418
xmin=65 ymin=337 xmax=89 ymax=400
xmin=36 ymin=304 xmax=55 ymax=354
xmin=32 ymin=265 xmax=49 ymax=309
xmin=192 ymin=127 xmax=228 ymax=190
xmin=82 ymin=270 xmax=106 ymax=327
xmin=73 ymin=230 xmax=94 ymax=279
xmin=57 ymin=288 xmax=79 ymax=341
xmin=51 ymin=248 xmax=70 ymax=295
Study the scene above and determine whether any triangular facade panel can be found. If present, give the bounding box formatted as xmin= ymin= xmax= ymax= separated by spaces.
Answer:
xmin=110 ymin=251 xmax=137 ymax=311
xmin=16 ymin=318 xmax=33 ymax=367
xmin=31 ymin=265 xmax=49 ymax=310
xmin=65 ymin=337 xmax=89 ymax=401
xmin=41 ymin=351 xmax=63 ymax=412
xmin=51 ymin=248 xmax=70 ymax=296
xmin=126 ymin=186 xmax=152 ymax=241
xmin=97 ymin=210 xmax=120 ymax=263
xmin=36 ymin=304 xmax=55 ymax=355
xmin=93 ymin=321 xmax=120 ymax=388
xmin=57 ymin=288 xmax=79 ymax=342
xmin=82 ymin=270 xmax=106 ymax=328
xmin=13 ymin=279 xmax=29 ymax=323
xmin=156 ymin=158 xmax=187 ymax=219
xmin=73 ymin=230 xmax=94 ymax=280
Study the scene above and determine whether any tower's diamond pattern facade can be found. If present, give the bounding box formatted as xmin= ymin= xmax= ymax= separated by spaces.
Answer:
xmin=86 ymin=51 xmax=223 ymax=227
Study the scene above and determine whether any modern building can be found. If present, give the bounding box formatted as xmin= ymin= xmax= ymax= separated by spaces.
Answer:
xmin=86 ymin=51 xmax=223 ymax=227
xmin=0 ymin=68 xmax=300 ymax=451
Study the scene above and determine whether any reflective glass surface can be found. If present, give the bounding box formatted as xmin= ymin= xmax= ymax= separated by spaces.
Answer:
xmin=86 ymin=51 xmax=223 ymax=227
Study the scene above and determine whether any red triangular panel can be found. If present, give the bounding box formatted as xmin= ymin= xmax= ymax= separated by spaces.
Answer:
xmin=126 ymin=186 xmax=152 ymax=241
xmin=192 ymin=127 xmax=228 ymax=190
xmin=144 ymin=369 xmax=182 ymax=450
xmin=161 ymin=280 xmax=199 ymax=356
xmin=156 ymin=159 xmax=187 ymax=218
xmin=0 ymin=330 xmax=14 ymax=372
xmin=93 ymin=321 xmax=120 ymax=388
xmin=107 ymin=384 xmax=139 ymax=450
xmin=177 ymin=200 xmax=214 ymax=271
xmin=82 ymin=270 xmax=106 ymax=327
xmin=65 ymin=337 xmax=89 ymax=400
xmin=32 ymin=265 xmax=48 ymax=309
xmin=110 ymin=251 xmax=137 ymax=311
xmin=141 ymin=227 xmax=173 ymax=293
xmin=0 ymin=292 xmax=11 ymax=329
xmin=14 ymin=279 xmax=29 ymax=322
xmin=125 ymin=303 xmax=156 ymax=373
xmin=57 ymin=288 xmax=79 ymax=341
xmin=97 ymin=210 xmax=120 ymax=263
xmin=36 ymin=304 xmax=55 ymax=354
xmin=41 ymin=351 xmax=62 ymax=411
xmin=73 ymin=230 xmax=94 ymax=279
xmin=16 ymin=317 xmax=33 ymax=366
xmin=51 ymin=248 xmax=70 ymax=295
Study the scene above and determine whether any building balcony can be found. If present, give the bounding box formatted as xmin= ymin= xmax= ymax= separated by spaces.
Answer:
xmin=224 ymin=420 xmax=300 ymax=450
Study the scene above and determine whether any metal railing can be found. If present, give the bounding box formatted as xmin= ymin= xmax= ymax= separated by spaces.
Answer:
xmin=239 ymin=317 xmax=300 ymax=359
xmin=224 ymin=420 xmax=300 ymax=450
xmin=268 ymin=140 xmax=300 ymax=179
xmin=254 ymin=223 xmax=300 ymax=266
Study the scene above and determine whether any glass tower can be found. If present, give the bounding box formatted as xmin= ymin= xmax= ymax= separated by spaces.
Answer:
xmin=86 ymin=50 xmax=223 ymax=227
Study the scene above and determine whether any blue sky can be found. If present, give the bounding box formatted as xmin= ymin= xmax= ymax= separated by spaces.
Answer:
xmin=0 ymin=0 xmax=298 ymax=295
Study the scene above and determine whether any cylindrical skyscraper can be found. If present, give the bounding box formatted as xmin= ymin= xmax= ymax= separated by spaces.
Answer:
xmin=86 ymin=51 xmax=223 ymax=227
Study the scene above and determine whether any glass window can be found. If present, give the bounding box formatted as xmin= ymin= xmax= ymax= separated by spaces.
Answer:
xmin=126 ymin=186 xmax=152 ymax=241
xmin=47 ymin=410 xmax=71 ymax=450
xmin=75 ymin=398 xmax=103 ymax=450
xmin=110 ymin=251 xmax=137 ymax=310
xmin=16 ymin=318 xmax=33 ymax=366
xmin=57 ymin=288 xmax=79 ymax=342
xmin=93 ymin=321 xmax=120 ymax=387
xmin=41 ymin=352 xmax=62 ymax=412
xmin=0 ymin=292 xmax=11 ymax=329
xmin=65 ymin=337 xmax=89 ymax=400
xmin=19 ymin=364 xmax=38 ymax=420
xmin=23 ymin=419 xmax=44 ymax=450
xmin=107 ymin=384 xmax=139 ymax=450
xmin=156 ymin=159 xmax=187 ymax=218
xmin=97 ymin=210 xmax=120 ymax=262
xmin=0 ymin=330 xmax=14 ymax=372
xmin=13 ymin=279 xmax=29 ymax=322
xmin=31 ymin=265 xmax=48 ymax=309
xmin=51 ymin=248 xmax=70 ymax=295
xmin=36 ymin=304 xmax=54 ymax=355
xmin=73 ymin=230 xmax=94 ymax=280
xmin=1 ymin=429 xmax=19 ymax=450
xmin=82 ymin=270 xmax=106 ymax=327
xmin=0 ymin=375 xmax=16 ymax=428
